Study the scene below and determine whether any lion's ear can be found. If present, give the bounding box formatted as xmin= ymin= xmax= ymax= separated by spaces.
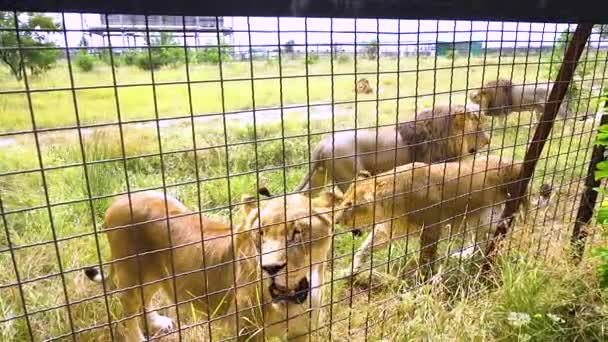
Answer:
xmin=357 ymin=170 xmax=372 ymax=180
xmin=258 ymin=187 xmax=271 ymax=197
xmin=313 ymin=191 xmax=343 ymax=208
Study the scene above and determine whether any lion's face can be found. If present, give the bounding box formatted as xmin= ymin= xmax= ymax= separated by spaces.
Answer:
xmin=242 ymin=193 xmax=336 ymax=304
xmin=334 ymin=175 xmax=378 ymax=229
xmin=450 ymin=111 xmax=490 ymax=157
xmin=356 ymin=78 xmax=372 ymax=94
xmin=468 ymin=89 xmax=482 ymax=105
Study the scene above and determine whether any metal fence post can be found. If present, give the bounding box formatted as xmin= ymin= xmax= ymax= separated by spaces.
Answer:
xmin=483 ymin=23 xmax=594 ymax=264
xmin=571 ymin=96 xmax=608 ymax=261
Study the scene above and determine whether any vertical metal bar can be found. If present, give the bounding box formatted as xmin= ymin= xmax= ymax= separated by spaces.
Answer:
xmin=143 ymin=15 xmax=183 ymax=341
xmin=526 ymin=22 xmax=551 ymax=256
xmin=483 ymin=23 xmax=594 ymax=262
xmin=363 ymin=17 xmax=381 ymax=338
xmin=245 ymin=16 xmax=265 ymax=341
xmin=214 ymin=16 xmax=241 ymax=340
xmin=302 ymin=17 xmax=312 ymax=342
xmin=327 ymin=17 xmax=337 ymax=341
xmin=571 ymin=102 xmax=608 ymax=260
xmin=60 ymin=12 xmax=115 ymax=341
xmin=12 ymin=11 xmax=77 ymax=341
xmin=543 ymin=26 xmax=595 ymax=260
xmin=560 ymin=29 xmax=608 ymax=256
xmin=182 ymin=15 xmax=214 ymax=339
xmin=103 ymin=12 xmax=152 ymax=340
xmin=346 ymin=17 xmax=359 ymax=337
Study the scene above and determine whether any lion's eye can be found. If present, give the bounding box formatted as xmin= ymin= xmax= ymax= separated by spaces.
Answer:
xmin=258 ymin=229 xmax=264 ymax=236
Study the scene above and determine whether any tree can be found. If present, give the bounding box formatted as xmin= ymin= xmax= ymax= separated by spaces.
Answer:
xmin=78 ymin=35 xmax=89 ymax=48
xmin=594 ymin=25 xmax=608 ymax=39
xmin=362 ymin=39 xmax=379 ymax=60
xmin=283 ymin=40 xmax=295 ymax=54
xmin=135 ymin=32 xmax=184 ymax=70
xmin=0 ymin=12 xmax=62 ymax=81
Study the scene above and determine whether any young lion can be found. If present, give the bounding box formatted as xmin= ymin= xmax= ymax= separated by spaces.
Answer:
xmin=295 ymin=104 xmax=489 ymax=195
xmin=83 ymin=189 xmax=339 ymax=341
xmin=334 ymin=155 xmax=547 ymax=279
xmin=468 ymin=79 xmax=571 ymax=121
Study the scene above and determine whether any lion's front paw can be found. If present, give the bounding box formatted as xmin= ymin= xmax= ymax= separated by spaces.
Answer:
xmin=148 ymin=312 xmax=174 ymax=332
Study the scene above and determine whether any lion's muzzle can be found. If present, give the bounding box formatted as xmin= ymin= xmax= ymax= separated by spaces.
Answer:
xmin=269 ymin=277 xmax=310 ymax=304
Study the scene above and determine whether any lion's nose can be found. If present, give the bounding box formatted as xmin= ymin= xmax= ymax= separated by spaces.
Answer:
xmin=262 ymin=263 xmax=286 ymax=276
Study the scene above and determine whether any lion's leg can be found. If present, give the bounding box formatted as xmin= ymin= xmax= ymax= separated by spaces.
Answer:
xmin=145 ymin=279 xmax=174 ymax=334
xmin=349 ymin=223 xmax=392 ymax=277
xmin=418 ymin=224 xmax=442 ymax=280
xmin=112 ymin=260 xmax=147 ymax=342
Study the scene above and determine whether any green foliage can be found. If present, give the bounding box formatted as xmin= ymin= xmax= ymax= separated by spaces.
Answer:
xmin=195 ymin=39 xmax=233 ymax=64
xmin=74 ymin=50 xmax=96 ymax=72
xmin=121 ymin=49 xmax=139 ymax=66
xmin=0 ymin=12 xmax=62 ymax=80
xmin=592 ymin=91 xmax=608 ymax=288
xmin=594 ymin=25 xmax=608 ymax=39
xmin=592 ymin=248 xmax=608 ymax=288
xmin=135 ymin=32 xmax=184 ymax=70
xmin=336 ymin=53 xmax=351 ymax=64
xmin=361 ymin=39 xmax=379 ymax=60
xmin=283 ymin=39 xmax=295 ymax=54
xmin=544 ymin=30 xmax=607 ymax=114
xmin=96 ymin=49 xmax=119 ymax=67
xmin=306 ymin=52 xmax=320 ymax=65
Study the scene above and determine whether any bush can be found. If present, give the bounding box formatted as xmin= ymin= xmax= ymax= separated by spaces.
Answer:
xmin=195 ymin=46 xmax=221 ymax=64
xmin=592 ymin=91 xmax=608 ymax=289
xmin=135 ymin=51 xmax=165 ymax=71
xmin=133 ymin=33 xmax=184 ymax=71
xmin=306 ymin=53 xmax=320 ymax=65
xmin=195 ymin=40 xmax=233 ymax=64
xmin=121 ymin=49 xmax=139 ymax=66
xmin=74 ymin=50 xmax=95 ymax=72
xmin=336 ymin=53 xmax=351 ymax=64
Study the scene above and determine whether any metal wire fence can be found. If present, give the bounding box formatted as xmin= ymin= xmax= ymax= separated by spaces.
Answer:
xmin=0 ymin=9 xmax=607 ymax=341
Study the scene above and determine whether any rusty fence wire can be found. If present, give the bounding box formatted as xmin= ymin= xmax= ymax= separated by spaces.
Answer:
xmin=0 ymin=11 xmax=607 ymax=341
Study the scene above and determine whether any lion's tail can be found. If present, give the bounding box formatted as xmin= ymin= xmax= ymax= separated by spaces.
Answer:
xmin=84 ymin=266 xmax=106 ymax=283
xmin=294 ymin=143 xmax=326 ymax=193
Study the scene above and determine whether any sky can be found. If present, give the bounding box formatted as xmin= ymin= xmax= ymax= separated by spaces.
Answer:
xmin=45 ymin=13 xmax=605 ymax=53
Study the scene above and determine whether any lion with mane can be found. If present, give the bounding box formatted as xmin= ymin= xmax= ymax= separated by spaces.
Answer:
xmin=295 ymin=104 xmax=490 ymax=195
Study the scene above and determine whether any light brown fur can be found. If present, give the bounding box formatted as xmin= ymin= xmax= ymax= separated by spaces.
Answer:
xmin=334 ymin=155 xmax=533 ymax=279
xmin=356 ymin=78 xmax=373 ymax=94
xmin=469 ymin=79 xmax=570 ymax=121
xmin=295 ymin=104 xmax=490 ymax=194
xmin=85 ymin=190 xmax=340 ymax=341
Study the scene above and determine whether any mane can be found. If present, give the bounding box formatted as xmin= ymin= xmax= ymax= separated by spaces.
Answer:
xmin=396 ymin=105 xmax=470 ymax=163
xmin=484 ymin=79 xmax=514 ymax=115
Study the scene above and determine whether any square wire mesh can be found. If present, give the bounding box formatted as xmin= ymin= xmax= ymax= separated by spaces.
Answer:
xmin=0 ymin=11 xmax=607 ymax=341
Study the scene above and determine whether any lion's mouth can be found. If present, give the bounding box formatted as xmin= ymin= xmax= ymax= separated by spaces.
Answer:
xmin=268 ymin=278 xmax=309 ymax=304
xmin=469 ymin=148 xmax=477 ymax=154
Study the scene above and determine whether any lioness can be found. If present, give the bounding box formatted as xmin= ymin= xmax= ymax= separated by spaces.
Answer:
xmin=295 ymin=104 xmax=489 ymax=194
xmin=468 ymin=79 xmax=571 ymax=121
xmin=335 ymin=155 xmax=548 ymax=279
xmin=83 ymin=189 xmax=339 ymax=341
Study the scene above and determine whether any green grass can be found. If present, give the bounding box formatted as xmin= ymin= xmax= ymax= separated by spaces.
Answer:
xmin=0 ymin=54 xmax=561 ymax=132
xmin=0 ymin=54 xmax=607 ymax=340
